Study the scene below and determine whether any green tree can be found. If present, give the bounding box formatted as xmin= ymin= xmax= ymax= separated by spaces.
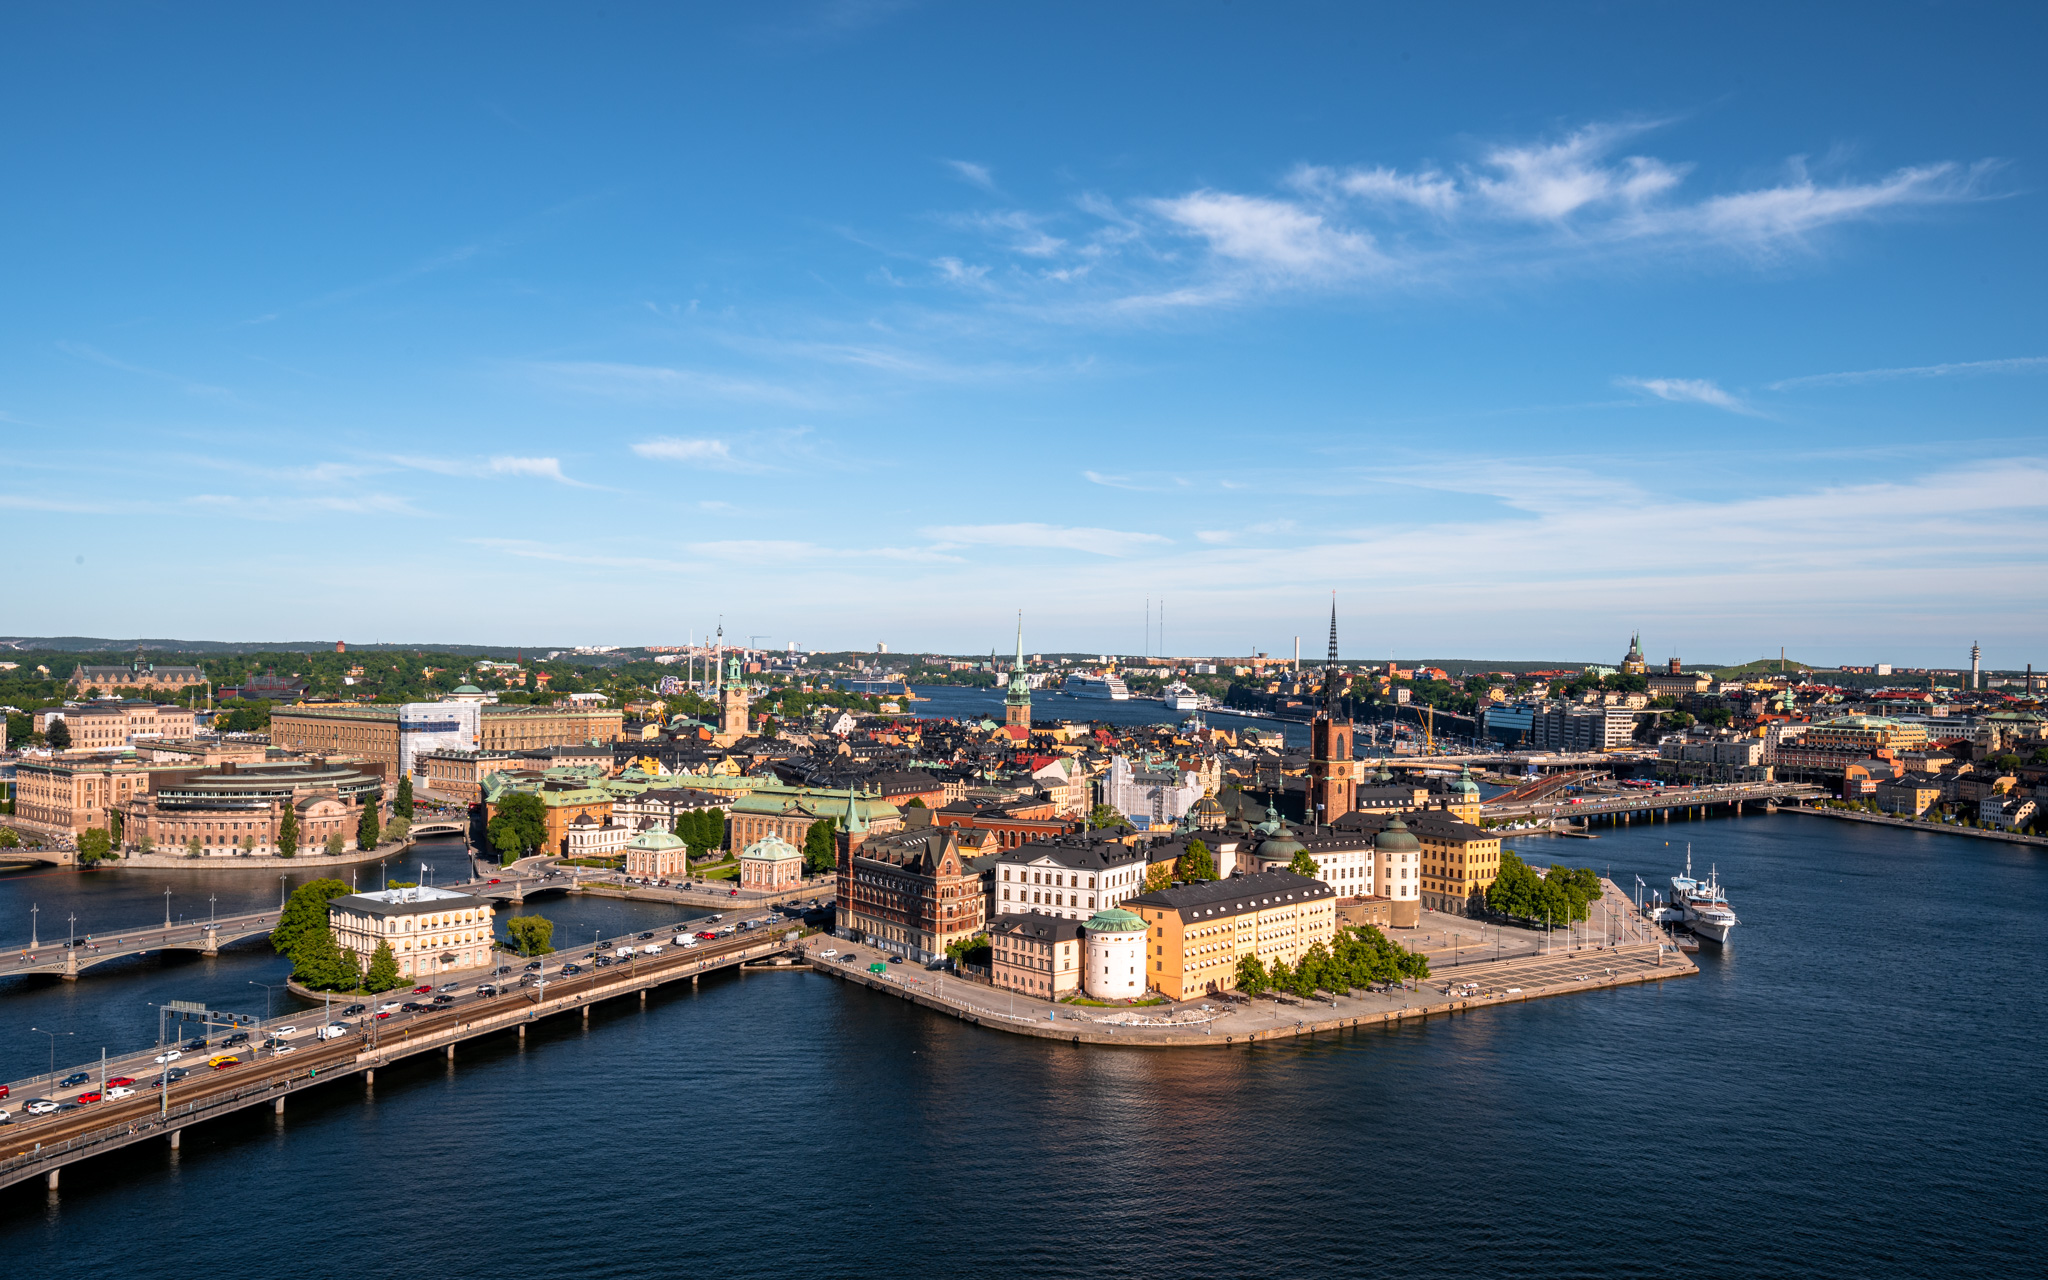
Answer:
xmin=76 ymin=827 xmax=113 ymax=865
xmin=673 ymin=807 xmax=726 ymax=858
xmin=905 ymin=797 xmax=928 ymax=809
xmin=1234 ymin=953 xmax=1269 ymax=996
xmin=45 ymin=717 xmax=71 ymax=750
xmin=108 ymin=809 xmax=123 ymax=845
xmin=1268 ymin=957 xmax=1295 ymax=996
xmin=364 ymin=941 xmax=402 ymax=992
xmin=277 ymin=804 xmax=299 ymax=858
xmin=394 ymin=774 xmax=415 ymax=819
xmin=1287 ymin=848 xmax=1319 ymax=879
xmin=801 ymin=815 xmax=838 ymax=873
xmin=324 ymin=831 xmax=344 ymax=856
xmin=945 ymin=932 xmax=991 ymax=966
xmin=290 ymin=922 xmax=359 ymax=990
xmin=488 ymin=792 xmax=548 ymax=860
xmin=186 ymin=836 xmax=204 ymax=858
xmin=271 ymin=878 xmax=353 ymax=959
xmin=384 ymin=812 xmax=410 ymax=845
xmin=1143 ymin=860 xmax=1175 ymax=892
xmin=505 ymin=914 xmax=555 ymax=956
xmin=1178 ymin=839 xmax=1218 ymax=882
xmin=356 ymin=802 xmax=381 ymax=851
xmin=1087 ymin=803 xmax=1131 ymax=831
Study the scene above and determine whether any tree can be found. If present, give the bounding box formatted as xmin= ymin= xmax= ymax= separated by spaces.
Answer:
xmin=1287 ymin=848 xmax=1319 ymax=879
xmin=324 ymin=831 xmax=344 ymax=856
xmin=489 ymin=792 xmax=548 ymax=861
xmin=905 ymin=797 xmax=928 ymax=809
xmin=673 ymin=807 xmax=726 ymax=858
xmin=277 ymin=804 xmax=299 ymax=858
xmin=945 ymin=932 xmax=991 ymax=967
xmin=356 ymin=802 xmax=381 ymax=851
xmin=505 ymin=914 xmax=555 ymax=956
xmin=45 ymin=718 xmax=70 ymax=750
xmin=801 ymin=816 xmax=838 ymax=873
xmin=1267 ymin=958 xmax=1295 ymax=996
xmin=364 ymin=941 xmax=402 ymax=992
xmin=1235 ymin=953 xmax=1269 ymax=996
xmin=384 ymin=813 xmax=411 ymax=845
xmin=108 ymin=809 xmax=123 ymax=845
xmin=76 ymin=827 xmax=113 ymax=865
xmin=1143 ymin=860 xmax=1175 ymax=892
xmin=1087 ymin=803 xmax=1131 ymax=832
xmin=394 ymin=774 xmax=415 ymax=819
xmin=290 ymin=922 xmax=360 ymax=990
xmin=271 ymin=878 xmax=353 ymax=959
xmin=186 ymin=836 xmax=204 ymax=858
xmin=1178 ymin=839 xmax=1218 ymax=882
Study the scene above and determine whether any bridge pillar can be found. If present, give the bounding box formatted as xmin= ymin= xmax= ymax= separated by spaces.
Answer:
xmin=582 ymin=1004 xmax=590 ymax=1023
xmin=639 ymin=989 xmax=647 ymax=1005
xmin=364 ymin=1069 xmax=374 ymax=1085
xmin=510 ymin=886 xmax=524 ymax=905
xmin=202 ymin=926 xmax=221 ymax=957
xmin=518 ymin=1023 xmax=526 ymax=1040
xmin=274 ymin=1096 xmax=285 ymax=1115
xmin=47 ymin=1169 xmax=58 ymax=1190
xmin=691 ymin=975 xmax=698 ymax=986
xmin=62 ymin=949 xmax=78 ymax=981
xmin=169 ymin=1129 xmax=180 ymax=1150
xmin=446 ymin=1043 xmax=455 ymax=1061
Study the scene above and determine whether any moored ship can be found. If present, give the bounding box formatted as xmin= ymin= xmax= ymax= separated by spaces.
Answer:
xmin=1064 ymin=673 xmax=1130 ymax=700
xmin=1670 ymin=847 xmax=1739 ymax=945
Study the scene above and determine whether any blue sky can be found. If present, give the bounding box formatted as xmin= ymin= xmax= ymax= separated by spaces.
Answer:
xmin=5 ymin=2 xmax=2044 ymax=667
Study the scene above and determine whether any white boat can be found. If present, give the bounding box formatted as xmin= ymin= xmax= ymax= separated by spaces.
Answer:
xmin=1670 ymin=846 xmax=1739 ymax=945
xmin=1064 ymin=673 xmax=1130 ymax=701
xmin=1160 ymin=680 xmax=1202 ymax=711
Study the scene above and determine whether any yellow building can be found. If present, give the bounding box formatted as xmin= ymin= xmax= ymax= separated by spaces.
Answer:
xmin=328 ymin=885 xmax=496 ymax=981
xmin=1123 ymin=869 xmax=1337 ymax=1001
xmin=271 ymin=702 xmax=624 ymax=780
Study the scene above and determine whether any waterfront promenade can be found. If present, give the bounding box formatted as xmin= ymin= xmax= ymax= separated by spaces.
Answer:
xmin=1784 ymin=803 xmax=2048 ymax=848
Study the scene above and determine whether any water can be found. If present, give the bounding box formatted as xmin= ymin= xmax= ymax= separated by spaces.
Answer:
xmin=4 ymin=813 xmax=2043 ymax=1277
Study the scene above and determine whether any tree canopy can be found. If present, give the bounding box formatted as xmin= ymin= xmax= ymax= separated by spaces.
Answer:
xmin=801 ymin=816 xmax=838 ymax=873
xmin=356 ymin=802 xmax=381 ymax=851
xmin=365 ymin=941 xmax=402 ymax=991
xmin=1178 ymin=839 xmax=1218 ymax=882
xmin=271 ymin=878 xmax=352 ymax=958
xmin=394 ymin=774 xmax=414 ymax=818
xmin=76 ymin=827 xmax=113 ymax=865
xmin=277 ymin=804 xmax=299 ymax=858
xmin=489 ymin=792 xmax=548 ymax=860
xmin=673 ymin=807 xmax=725 ymax=858
xmin=1485 ymin=852 xmax=1601 ymax=925
xmin=1087 ymin=803 xmax=1131 ymax=832
xmin=1287 ymin=848 xmax=1319 ymax=879
xmin=505 ymin=914 xmax=555 ymax=956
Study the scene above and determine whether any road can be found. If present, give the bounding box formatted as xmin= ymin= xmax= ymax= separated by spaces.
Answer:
xmin=0 ymin=904 xmax=811 ymax=1145
xmin=1483 ymin=779 xmax=1819 ymax=821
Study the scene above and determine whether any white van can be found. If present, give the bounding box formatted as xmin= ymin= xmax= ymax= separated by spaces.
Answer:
xmin=613 ymin=945 xmax=634 ymax=958
xmin=642 ymin=944 xmax=664 ymax=956
xmin=316 ymin=1023 xmax=350 ymax=1040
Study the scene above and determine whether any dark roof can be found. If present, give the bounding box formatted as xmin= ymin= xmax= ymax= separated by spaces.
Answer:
xmin=999 ymin=834 xmax=1149 ymax=870
xmin=988 ymin=911 xmax=1087 ymax=943
xmin=328 ymin=890 xmax=493 ymax=918
xmin=1123 ymin=869 xmax=1333 ymax=922
xmin=1330 ymin=807 xmax=1490 ymax=842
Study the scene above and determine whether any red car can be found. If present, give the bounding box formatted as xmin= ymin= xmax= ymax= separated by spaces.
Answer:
xmin=107 ymin=1076 xmax=135 ymax=1088
xmin=695 ymin=931 xmax=718 ymax=941
xmin=488 ymin=878 xmax=501 ymax=884
xmin=412 ymin=985 xmax=434 ymax=994
xmin=0 ymin=1084 xmax=9 ymax=1100
xmin=76 ymin=1091 xmax=103 ymax=1104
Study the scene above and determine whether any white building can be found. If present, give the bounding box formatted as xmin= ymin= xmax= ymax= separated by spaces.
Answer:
xmin=327 ymin=885 xmax=496 ymax=981
xmin=1082 ymin=907 xmax=1147 ymax=999
xmin=1100 ymin=754 xmax=1204 ymax=826
xmin=993 ymin=837 xmax=1153 ymax=922
xmin=398 ymin=701 xmax=482 ymax=779
xmin=565 ymin=814 xmax=632 ymax=859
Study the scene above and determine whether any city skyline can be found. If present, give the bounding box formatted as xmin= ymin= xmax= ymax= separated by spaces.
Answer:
xmin=4 ymin=4 xmax=2044 ymax=660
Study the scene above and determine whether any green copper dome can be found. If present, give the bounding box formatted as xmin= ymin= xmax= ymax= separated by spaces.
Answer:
xmin=1083 ymin=907 xmax=1147 ymax=933
xmin=1448 ymin=765 xmax=1481 ymax=796
xmin=1374 ymin=814 xmax=1421 ymax=853
xmin=626 ymin=828 xmax=686 ymax=851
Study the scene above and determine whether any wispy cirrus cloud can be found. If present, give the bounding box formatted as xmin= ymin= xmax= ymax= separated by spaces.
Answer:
xmin=934 ymin=121 xmax=1995 ymax=312
xmin=1768 ymin=355 xmax=2048 ymax=391
xmin=1615 ymin=376 xmax=1758 ymax=415
xmin=527 ymin=360 xmax=823 ymax=408
xmin=55 ymin=341 xmax=239 ymax=402
xmin=923 ymin=522 xmax=1171 ymax=557
xmin=629 ymin=437 xmax=767 ymax=473
xmin=945 ymin=159 xmax=997 ymax=192
xmin=386 ymin=454 xmax=599 ymax=487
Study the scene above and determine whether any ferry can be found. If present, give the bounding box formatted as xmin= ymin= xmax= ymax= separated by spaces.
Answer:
xmin=1670 ymin=846 xmax=1739 ymax=945
xmin=1064 ymin=673 xmax=1130 ymax=701
xmin=1160 ymin=680 xmax=1203 ymax=711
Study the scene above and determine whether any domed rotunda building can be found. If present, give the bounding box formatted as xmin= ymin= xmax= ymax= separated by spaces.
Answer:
xmin=1082 ymin=907 xmax=1148 ymax=1000
xmin=740 ymin=831 xmax=804 ymax=894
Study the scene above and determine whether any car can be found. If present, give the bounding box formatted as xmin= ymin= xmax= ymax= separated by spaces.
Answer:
xmin=696 ymin=931 xmax=718 ymax=941
xmin=24 ymin=1099 xmax=59 ymax=1115
xmin=60 ymin=1073 xmax=91 ymax=1089
xmin=376 ymin=1002 xmax=401 ymax=1014
xmin=341 ymin=1003 xmax=367 ymax=1016
xmin=75 ymin=1091 xmax=103 ymax=1104
xmin=273 ymin=1025 xmax=298 ymax=1037
xmin=838 ymin=953 xmax=858 ymax=964
xmin=638 ymin=931 xmax=655 ymax=940
xmin=107 ymin=1076 xmax=135 ymax=1088
xmin=474 ymin=984 xmax=497 ymax=996
xmin=439 ymin=982 xmax=460 ymax=992
xmin=525 ymin=961 xmax=543 ymax=971
xmin=887 ymin=955 xmax=902 ymax=964
xmin=400 ymin=1001 xmax=426 ymax=1012
xmin=374 ymin=1011 xmax=393 ymax=1020
xmin=593 ymin=956 xmax=614 ymax=968
xmin=819 ymin=949 xmax=838 ymax=958
xmin=209 ymin=1056 xmax=241 ymax=1070
xmin=488 ymin=878 xmax=501 ymax=884
xmin=560 ymin=963 xmax=582 ymax=975
xmin=161 ymin=1068 xmax=189 ymax=1083
xmin=430 ymin=994 xmax=455 ymax=1005
xmin=182 ymin=1037 xmax=208 ymax=1051
xmin=729 ymin=888 xmax=739 ymax=896
xmin=104 ymin=1086 xmax=136 ymax=1100
xmin=493 ymin=966 xmax=513 ymax=976
xmin=57 ymin=1102 xmax=83 ymax=1114
xmin=708 ymin=914 xmax=723 ymax=922
xmin=317 ymin=1024 xmax=350 ymax=1040
xmin=223 ymin=1031 xmax=251 ymax=1047
xmin=412 ymin=985 xmax=434 ymax=994
xmin=0 ymin=1111 xmax=11 ymax=1125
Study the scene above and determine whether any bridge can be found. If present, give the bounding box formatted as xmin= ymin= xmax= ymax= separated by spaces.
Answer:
xmin=406 ymin=821 xmax=467 ymax=839
xmin=0 ymin=918 xmax=807 ymax=1192
xmin=1482 ymin=780 xmax=1823 ymax=825
xmin=4 ymin=909 xmax=282 ymax=980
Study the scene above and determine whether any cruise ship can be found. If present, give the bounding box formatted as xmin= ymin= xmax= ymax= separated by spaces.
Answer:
xmin=1159 ymin=680 xmax=1203 ymax=711
xmin=1064 ymin=673 xmax=1130 ymax=700
xmin=1670 ymin=847 xmax=1739 ymax=945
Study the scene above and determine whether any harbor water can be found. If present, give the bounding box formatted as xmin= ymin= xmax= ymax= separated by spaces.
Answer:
xmin=2 ymin=812 xmax=2042 ymax=1275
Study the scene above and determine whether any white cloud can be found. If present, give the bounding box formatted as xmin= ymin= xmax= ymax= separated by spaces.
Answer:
xmin=923 ymin=522 xmax=1172 ymax=557
xmin=1768 ymin=354 xmax=2048 ymax=391
xmin=945 ymin=159 xmax=996 ymax=191
xmin=1148 ymin=191 xmax=1378 ymax=275
xmin=630 ymin=438 xmax=752 ymax=470
xmin=1615 ymin=376 xmax=1757 ymax=415
xmin=933 ymin=256 xmax=992 ymax=287
xmin=487 ymin=456 xmax=596 ymax=487
xmin=528 ymin=361 xmax=820 ymax=408
xmin=1471 ymin=124 xmax=1688 ymax=220
xmin=388 ymin=454 xmax=597 ymax=487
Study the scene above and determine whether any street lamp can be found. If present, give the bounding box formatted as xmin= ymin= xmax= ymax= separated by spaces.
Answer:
xmin=30 ymin=1026 xmax=72 ymax=1086
xmin=249 ymin=980 xmax=286 ymax=1019
xmin=162 ymin=887 xmax=172 ymax=930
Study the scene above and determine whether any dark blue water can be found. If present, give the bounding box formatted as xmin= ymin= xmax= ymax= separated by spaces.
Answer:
xmin=4 ymin=812 xmax=2042 ymax=1277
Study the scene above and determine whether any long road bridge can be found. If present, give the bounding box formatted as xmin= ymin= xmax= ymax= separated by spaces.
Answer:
xmin=1482 ymin=780 xmax=1823 ymax=825
xmin=0 ymin=918 xmax=807 ymax=1193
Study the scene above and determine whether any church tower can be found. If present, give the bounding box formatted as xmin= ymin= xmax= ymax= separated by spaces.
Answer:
xmin=1308 ymin=597 xmax=1354 ymax=829
xmin=717 ymin=653 xmax=749 ymax=744
xmin=1004 ymin=611 xmax=1032 ymax=731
